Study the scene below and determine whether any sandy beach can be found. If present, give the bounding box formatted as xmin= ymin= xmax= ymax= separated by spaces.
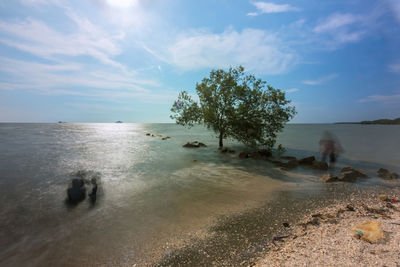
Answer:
xmin=255 ymin=188 xmax=400 ymax=267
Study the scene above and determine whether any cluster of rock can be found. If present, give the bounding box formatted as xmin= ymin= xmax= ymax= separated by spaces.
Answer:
xmin=145 ymin=132 xmax=171 ymax=140
xmin=239 ymin=149 xmax=272 ymax=159
xmin=183 ymin=141 xmax=207 ymax=148
xmin=319 ymin=167 xmax=367 ymax=182
xmin=236 ymin=150 xmax=399 ymax=183
xmin=239 ymin=152 xmax=330 ymax=171
xmin=66 ymin=170 xmax=99 ymax=204
xmin=220 ymin=147 xmax=235 ymax=153
xmin=378 ymin=168 xmax=399 ymax=180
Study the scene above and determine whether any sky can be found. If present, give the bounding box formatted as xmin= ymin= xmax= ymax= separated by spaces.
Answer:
xmin=0 ymin=0 xmax=399 ymax=123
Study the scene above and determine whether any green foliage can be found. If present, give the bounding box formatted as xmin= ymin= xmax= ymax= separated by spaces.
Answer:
xmin=170 ymin=66 xmax=296 ymax=148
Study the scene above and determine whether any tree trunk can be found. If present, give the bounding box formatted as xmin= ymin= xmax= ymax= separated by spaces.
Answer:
xmin=219 ymin=132 xmax=223 ymax=149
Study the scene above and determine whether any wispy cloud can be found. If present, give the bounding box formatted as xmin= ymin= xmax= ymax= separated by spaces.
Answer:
xmin=0 ymin=6 xmax=127 ymax=70
xmin=247 ymin=2 xmax=300 ymax=16
xmin=285 ymin=88 xmax=299 ymax=93
xmin=359 ymin=94 xmax=400 ymax=103
xmin=389 ymin=63 xmax=400 ymax=73
xmin=162 ymin=28 xmax=297 ymax=75
xmin=387 ymin=0 xmax=400 ymax=25
xmin=312 ymin=11 xmax=380 ymax=47
xmin=302 ymin=74 xmax=338 ymax=85
xmin=314 ymin=13 xmax=359 ymax=33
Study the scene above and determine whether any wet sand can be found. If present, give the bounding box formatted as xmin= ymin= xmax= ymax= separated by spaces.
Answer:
xmin=153 ymin=182 xmax=400 ymax=266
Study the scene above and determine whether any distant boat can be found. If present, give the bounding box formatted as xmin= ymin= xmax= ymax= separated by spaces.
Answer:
xmin=58 ymin=121 xmax=67 ymax=123
xmin=115 ymin=121 xmax=123 ymax=123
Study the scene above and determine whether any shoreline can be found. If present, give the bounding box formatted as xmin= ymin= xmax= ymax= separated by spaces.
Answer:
xmin=153 ymin=182 xmax=400 ymax=266
xmin=255 ymin=187 xmax=400 ymax=267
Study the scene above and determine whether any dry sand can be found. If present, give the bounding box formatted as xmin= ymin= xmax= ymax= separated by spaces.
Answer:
xmin=255 ymin=189 xmax=400 ymax=267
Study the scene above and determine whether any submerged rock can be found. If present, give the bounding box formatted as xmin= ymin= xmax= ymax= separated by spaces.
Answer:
xmin=351 ymin=221 xmax=385 ymax=243
xmin=280 ymin=156 xmax=297 ymax=160
xmin=280 ymin=159 xmax=298 ymax=169
xmin=258 ymin=149 xmax=272 ymax=157
xmin=183 ymin=141 xmax=207 ymax=148
xmin=338 ymin=167 xmax=367 ymax=182
xmin=239 ymin=152 xmax=249 ymax=158
xmin=220 ymin=147 xmax=235 ymax=153
xmin=311 ymin=160 xmax=329 ymax=170
xmin=319 ymin=174 xmax=338 ymax=182
xmin=298 ymin=156 xmax=316 ymax=165
xmin=377 ymin=168 xmax=399 ymax=180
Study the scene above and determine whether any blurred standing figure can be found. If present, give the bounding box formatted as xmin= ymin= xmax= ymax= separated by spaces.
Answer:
xmin=319 ymin=131 xmax=344 ymax=165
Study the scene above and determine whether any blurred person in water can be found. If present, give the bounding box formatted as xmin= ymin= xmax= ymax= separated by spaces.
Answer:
xmin=319 ymin=131 xmax=344 ymax=166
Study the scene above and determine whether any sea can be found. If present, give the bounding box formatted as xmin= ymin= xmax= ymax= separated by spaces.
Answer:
xmin=0 ymin=123 xmax=399 ymax=266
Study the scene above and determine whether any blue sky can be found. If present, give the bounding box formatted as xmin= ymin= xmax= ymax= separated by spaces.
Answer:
xmin=0 ymin=0 xmax=399 ymax=123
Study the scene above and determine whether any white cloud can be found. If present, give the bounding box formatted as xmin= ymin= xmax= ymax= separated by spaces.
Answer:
xmin=313 ymin=13 xmax=358 ymax=33
xmin=0 ymin=13 xmax=125 ymax=70
xmin=247 ymin=2 xmax=300 ymax=16
xmin=359 ymin=94 xmax=400 ymax=103
xmin=389 ymin=63 xmax=400 ymax=73
xmin=285 ymin=88 xmax=299 ymax=93
xmin=302 ymin=74 xmax=338 ymax=85
xmin=313 ymin=12 xmax=372 ymax=46
xmin=164 ymin=28 xmax=297 ymax=75
xmin=0 ymin=57 xmax=165 ymax=102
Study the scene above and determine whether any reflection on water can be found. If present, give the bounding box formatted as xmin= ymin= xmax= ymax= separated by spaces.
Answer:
xmin=0 ymin=123 xmax=399 ymax=266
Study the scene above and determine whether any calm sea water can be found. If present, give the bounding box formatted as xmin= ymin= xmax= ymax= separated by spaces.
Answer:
xmin=0 ymin=123 xmax=399 ymax=266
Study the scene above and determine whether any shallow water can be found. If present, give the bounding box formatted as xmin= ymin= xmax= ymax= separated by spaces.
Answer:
xmin=0 ymin=123 xmax=399 ymax=266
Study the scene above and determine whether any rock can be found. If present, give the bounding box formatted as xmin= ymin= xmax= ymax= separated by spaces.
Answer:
xmin=377 ymin=168 xmax=399 ymax=180
xmin=183 ymin=141 xmax=207 ymax=148
xmin=346 ymin=204 xmax=355 ymax=211
xmin=379 ymin=194 xmax=388 ymax=201
xmin=319 ymin=174 xmax=338 ymax=182
xmin=146 ymin=133 xmax=150 ymax=136
xmin=298 ymin=156 xmax=315 ymax=165
xmin=280 ymin=156 xmax=297 ymax=160
xmin=239 ymin=152 xmax=249 ymax=158
xmin=351 ymin=221 xmax=385 ymax=243
xmin=282 ymin=222 xmax=290 ymax=227
xmin=337 ymin=167 xmax=367 ymax=182
xmin=258 ymin=149 xmax=272 ymax=157
xmin=67 ymin=187 xmax=86 ymax=202
xmin=280 ymin=159 xmax=298 ymax=168
xmin=311 ymin=160 xmax=329 ymax=170
xmin=72 ymin=178 xmax=85 ymax=188
xmin=67 ymin=178 xmax=86 ymax=202
xmin=221 ymin=147 xmax=235 ymax=153
xmin=249 ymin=151 xmax=262 ymax=159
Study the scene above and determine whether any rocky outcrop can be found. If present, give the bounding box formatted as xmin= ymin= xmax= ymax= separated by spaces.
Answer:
xmin=280 ymin=159 xmax=299 ymax=169
xmin=220 ymin=147 xmax=235 ymax=153
xmin=162 ymin=136 xmax=171 ymax=140
xmin=239 ymin=152 xmax=249 ymax=158
xmin=311 ymin=160 xmax=329 ymax=170
xmin=239 ymin=149 xmax=272 ymax=159
xmin=183 ymin=141 xmax=207 ymax=148
xmin=377 ymin=168 xmax=399 ymax=180
xmin=319 ymin=174 xmax=338 ymax=182
xmin=67 ymin=178 xmax=86 ymax=203
xmin=337 ymin=167 xmax=367 ymax=182
xmin=298 ymin=156 xmax=316 ymax=165
xmin=281 ymin=156 xmax=297 ymax=160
